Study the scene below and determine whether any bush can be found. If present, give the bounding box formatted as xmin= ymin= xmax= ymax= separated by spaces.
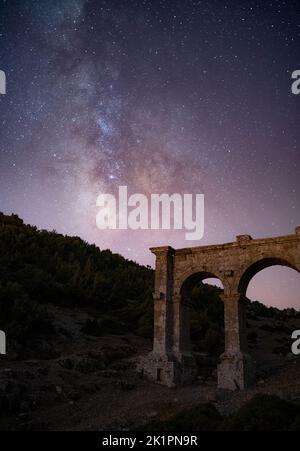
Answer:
xmin=273 ymin=344 xmax=290 ymax=356
xmin=81 ymin=318 xmax=103 ymax=337
xmin=247 ymin=331 xmax=258 ymax=343
xmin=221 ymin=395 xmax=300 ymax=431
xmin=142 ymin=396 xmax=300 ymax=431
xmin=203 ymin=328 xmax=223 ymax=355
xmin=81 ymin=315 xmax=127 ymax=336
xmin=143 ymin=404 xmax=223 ymax=431
xmin=0 ymin=281 xmax=54 ymax=343
xmin=190 ymin=283 xmax=225 ymax=357
xmin=136 ymin=314 xmax=153 ymax=338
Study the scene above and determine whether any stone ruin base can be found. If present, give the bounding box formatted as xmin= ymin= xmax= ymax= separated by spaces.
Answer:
xmin=217 ymin=352 xmax=255 ymax=391
xmin=138 ymin=352 xmax=198 ymax=387
xmin=139 ymin=351 xmax=255 ymax=391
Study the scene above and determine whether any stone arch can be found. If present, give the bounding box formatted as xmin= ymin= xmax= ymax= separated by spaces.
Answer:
xmin=143 ymin=228 xmax=300 ymax=390
xmin=238 ymin=257 xmax=300 ymax=297
xmin=178 ymin=270 xmax=227 ymax=301
xmin=177 ymin=271 xmax=225 ymax=347
xmin=179 ymin=271 xmax=225 ymax=379
xmin=232 ymin=256 xmax=300 ymax=386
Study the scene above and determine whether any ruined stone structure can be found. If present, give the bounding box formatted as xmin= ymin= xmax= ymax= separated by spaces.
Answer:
xmin=142 ymin=228 xmax=300 ymax=391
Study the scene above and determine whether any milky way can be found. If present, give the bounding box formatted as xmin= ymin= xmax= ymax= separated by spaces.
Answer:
xmin=0 ymin=0 xmax=299 ymax=308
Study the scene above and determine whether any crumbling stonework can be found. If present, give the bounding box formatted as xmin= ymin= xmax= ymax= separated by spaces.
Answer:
xmin=143 ymin=228 xmax=300 ymax=391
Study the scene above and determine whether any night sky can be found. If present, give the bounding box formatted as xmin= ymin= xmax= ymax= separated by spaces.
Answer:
xmin=0 ymin=0 xmax=299 ymax=308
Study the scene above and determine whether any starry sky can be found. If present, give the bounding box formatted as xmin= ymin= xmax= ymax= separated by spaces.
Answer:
xmin=0 ymin=0 xmax=299 ymax=308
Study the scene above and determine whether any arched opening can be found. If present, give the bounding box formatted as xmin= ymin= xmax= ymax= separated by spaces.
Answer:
xmin=180 ymin=272 xmax=225 ymax=383
xmin=238 ymin=257 xmax=298 ymax=296
xmin=238 ymin=258 xmax=300 ymax=378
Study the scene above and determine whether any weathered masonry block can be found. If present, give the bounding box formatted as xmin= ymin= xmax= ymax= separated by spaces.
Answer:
xmin=142 ymin=228 xmax=300 ymax=391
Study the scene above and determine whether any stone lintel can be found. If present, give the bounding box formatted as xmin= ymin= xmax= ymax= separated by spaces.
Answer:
xmin=174 ymin=229 xmax=299 ymax=256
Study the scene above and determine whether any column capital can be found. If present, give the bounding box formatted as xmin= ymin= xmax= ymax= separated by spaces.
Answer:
xmin=150 ymin=246 xmax=175 ymax=257
xmin=220 ymin=293 xmax=241 ymax=303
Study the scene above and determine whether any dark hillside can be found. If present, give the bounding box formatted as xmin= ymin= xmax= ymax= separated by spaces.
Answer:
xmin=0 ymin=213 xmax=154 ymax=352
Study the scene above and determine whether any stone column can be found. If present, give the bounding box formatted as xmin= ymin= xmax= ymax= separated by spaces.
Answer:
xmin=141 ymin=247 xmax=197 ymax=386
xmin=140 ymin=247 xmax=178 ymax=386
xmin=218 ymin=293 xmax=255 ymax=391
xmin=172 ymin=294 xmax=192 ymax=357
xmin=150 ymin=246 xmax=175 ymax=357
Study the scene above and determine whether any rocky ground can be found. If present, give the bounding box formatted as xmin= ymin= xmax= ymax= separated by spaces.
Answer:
xmin=0 ymin=304 xmax=299 ymax=431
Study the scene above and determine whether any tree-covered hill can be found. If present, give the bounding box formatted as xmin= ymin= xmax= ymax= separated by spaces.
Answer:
xmin=0 ymin=213 xmax=154 ymax=345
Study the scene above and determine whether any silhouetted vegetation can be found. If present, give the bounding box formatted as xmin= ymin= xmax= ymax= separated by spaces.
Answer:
xmin=141 ymin=403 xmax=223 ymax=431
xmin=190 ymin=282 xmax=225 ymax=357
xmin=143 ymin=395 xmax=300 ymax=431
xmin=0 ymin=213 xmax=153 ymax=346
xmin=221 ymin=395 xmax=300 ymax=431
xmin=0 ymin=281 xmax=54 ymax=342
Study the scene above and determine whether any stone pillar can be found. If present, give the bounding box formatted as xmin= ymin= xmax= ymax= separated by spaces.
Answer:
xmin=218 ymin=293 xmax=255 ymax=391
xmin=172 ymin=294 xmax=192 ymax=356
xmin=140 ymin=247 xmax=197 ymax=386
xmin=151 ymin=246 xmax=175 ymax=356
xmin=139 ymin=247 xmax=177 ymax=386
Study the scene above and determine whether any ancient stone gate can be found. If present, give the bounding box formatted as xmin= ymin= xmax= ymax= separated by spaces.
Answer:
xmin=143 ymin=228 xmax=300 ymax=391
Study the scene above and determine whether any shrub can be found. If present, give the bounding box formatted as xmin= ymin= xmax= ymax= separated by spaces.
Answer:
xmin=221 ymin=395 xmax=300 ymax=431
xmin=0 ymin=281 xmax=54 ymax=342
xmin=247 ymin=331 xmax=258 ymax=343
xmin=81 ymin=318 xmax=103 ymax=337
xmin=140 ymin=396 xmax=300 ymax=431
xmin=144 ymin=404 xmax=223 ymax=431
xmin=81 ymin=315 xmax=127 ymax=336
